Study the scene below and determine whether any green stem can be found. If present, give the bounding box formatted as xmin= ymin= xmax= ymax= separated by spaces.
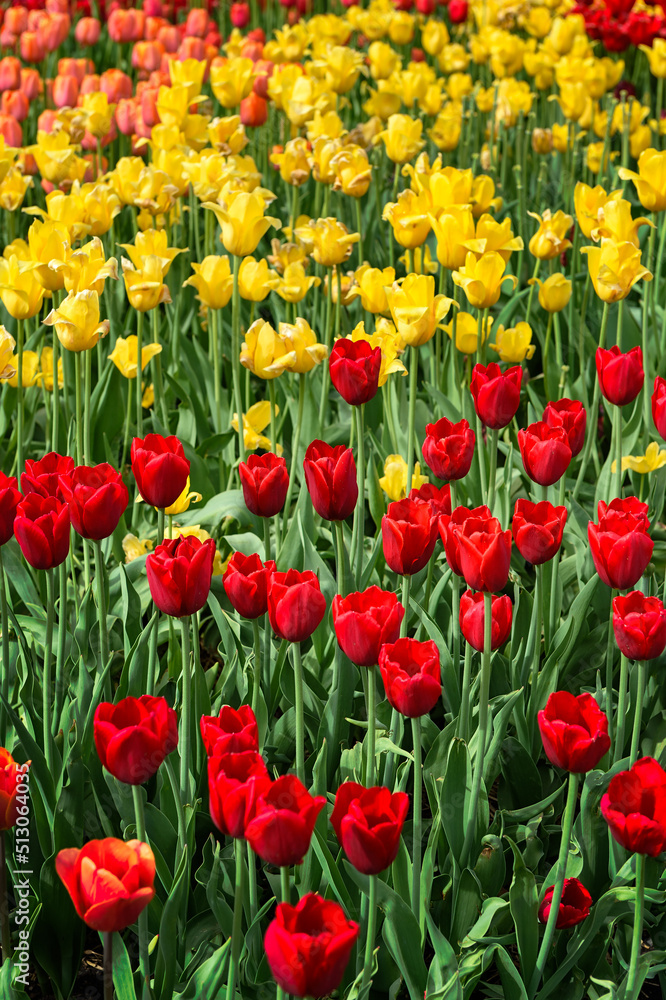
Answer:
xmin=614 ymin=404 xmax=623 ymax=501
xmin=151 ymin=307 xmax=169 ymax=430
xmin=625 ymin=853 xmax=646 ymax=1000
xmin=354 ymin=404 xmax=365 ymax=588
xmin=74 ymin=350 xmax=84 ymax=467
xmin=355 ymin=197 xmax=364 ymax=269
xmin=529 ymin=564 xmax=544 ymax=746
xmin=0 ymin=550 xmax=8 ymax=746
xmin=613 ymin=652 xmax=629 ymax=764
xmin=406 ymin=346 xmax=419 ymax=493
xmin=460 ymin=591 xmax=492 ymax=870
xmin=384 ymin=575 xmax=411 ymax=789
xmin=16 ymin=319 xmax=24 ymax=475
xmin=103 ymin=931 xmax=113 ymax=1000
xmin=93 ymin=541 xmax=110 ymax=669
xmin=281 ymin=373 xmax=306 ymax=542
xmin=525 ymin=259 xmax=541 ymax=327
xmin=132 ymin=784 xmax=150 ymax=991
xmin=211 ymin=307 xmax=221 ymax=434
xmin=528 ymin=771 xmax=580 ymax=998
xmin=120 ymin=377 xmax=132 ymax=471
xmin=360 ymin=874 xmax=377 ymax=993
xmin=630 ymin=660 xmax=646 ymax=766
xmin=458 ymin=641 xmax=472 ymax=742
xmin=317 ymin=268 xmax=334 ymax=429
xmin=44 ymin=569 xmax=55 ymax=771
xmin=280 ymin=865 xmax=290 ymax=904
xmin=226 ymin=838 xmax=245 ymax=1000
xmin=411 ymin=715 xmax=422 ymax=930
xmin=0 ymin=830 xmax=10 ymax=963
xmin=252 ymin=618 xmax=262 ymax=721
xmin=52 ymin=334 xmax=60 ymax=451
xmin=292 ymin=641 xmax=305 ymax=784
xmin=179 ymin=615 xmax=192 ymax=802
xmin=268 ymin=378 xmax=280 ymax=549
xmin=231 ymin=255 xmax=246 ymax=468
xmin=572 ymin=302 xmax=610 ymax=503
xmin=365 ymin=665 xmax=376 ymax=786
xmin=487 ymin=428 xmax=499 ymax=514
xmin=642 ymin=220 xmax=657 ymax=444
xmin=84 ymin=349 xmax=92 ymax=463
xmin=247 ymin=842 xmax=258 ymax=921
xmin=136 ymin=310 xmax=143 ymax=439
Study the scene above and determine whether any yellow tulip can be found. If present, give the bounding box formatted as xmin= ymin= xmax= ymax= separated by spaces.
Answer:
xmin=0 ymin=168 xmax=31 ymax=213
xmin=531 ymin=128 xmax=554 ymax=154
xmin=31 ymin=130 xmax=81 ymax=186
xmin=270 ymin=137 xmax=312 ymax=187
xmin=164 ymin=477 xmax=202 ymax=516
xmin=183 ymin=256 xmax=233 ymax=311
xmin=348 ymin=321 xmax=407 ymax=386
xmin=470 ymin=174 xmax=503 ymax=217
xmin=268 ymin=240 xmax=308 ymax=275
xmin=0 ymin=327 xmax=15 ymax=380
xmin=210 ymin=57 xmax=254 ymax=109
xmin=109 ymin=336 xmax=163 ymax=379
xmin=81 ymin=181 xmax=122 ymax=237
xmin=611 ymin=441 xmax=666 ymax=475
xmin=574 ymin=183 xmax=623 ymax=239
xmin=39 ymin=347 xmax=64 ymax=392
xmin=238 ymin=257 xmax=280 ymax=302
xmin=590 ymin=198 xmax=654 ymax=247
xmin=348 ymin=265 xmax=395 ymax=314
xmin=363 ymin=85 xmax=402 ymax=123
xmin=472 ymin=214 xmax=524 ymax=262
xmin=429 ymin=206 xmax=477 ymax=271
xmin=379 ymin=454 xmax=428 ymax=502
xmin=142 ymin=383 xmax=155 ymax=409
xmin=295 ymin=217 xmax=359 ymax=267
xmin=169 ymin=57 xmax=207 ymax=101
xmin=444 ymin=311 xmax=492 ymax=355
xmin=398 ymin=245 xmax=438 ymax=276
xmin=640 ymin=39 xmax=666 ymax=78
xmin=332 ymin=145 xmax=373 ymax=198
xmin=429 ymin=104 xmax=462 ymax=152
xmin=203 ymin=191 xmax=281 ymax=258
xmin=581 ymin=238 xmax=652 ymax=303
xmin=276 ymin=262 xmax=320 ymax=304
xmin=386 ymin=273 xmax=454 ymax=347
xmin=383 ymin=188 xmax=432 ymax=249
xmin=619 ymin=148 xmax=666 ymax=213
xmin=610 ymin=98 xmax=648 ymax=137
xmin=231 ymin=400 xmax=283 ymax=454
xmin=119 ymin=229 xmax=186 ymax=276
xmin=0 ymin=136 xmax=17 ymax=185
xmin=27 ymin=218 xmax=71 ymax=292
xmin=7 ymin=350 xmax=39 ymax=388
xmin=318 ymin=44 xmax=364 ymax=94
xmin=326 ymin=268 xmax=357 ymax=306
xmin=490 ymin=322 xmax=536 ymax=363
xmin=528 ymin=209 xmax=573 ymax=260
xmin=278 ymin=318 xmax=328 ymax=373
xmin=122 ymin=533 xmax=154 ymax=563
xmin=368 ymin=40 xmax=402 ymax=80
xmin=207 ymin=116 xmax=248 ymax=155
xmin=122 ymin=256 xmax=172 ymax=312
xmin=44 ymin=289 xmax=109 ymax=353
xmin=0 ymin=256 xmax=45 ymax=320
xmin=452 ymin=251 xmax=517 ymax=309
xmin=80 ymin=91 xmax=116 ymax=138
xmin=530 ymin=273 xmax=572 ymax=313
xmin=306 ymin=110 xmax=346 ymax=142
xmin=422 ymin=19 xmax=450 ymax=57
xmin=551 ymin=122 xmax=574 ymax=155
xmin=51 ymin=236 xmax=118 ymax=295
xmin=240 ymin=319 xmax=296 ymax=379
xmin=377 ymin=114 xmax=425 ymax=164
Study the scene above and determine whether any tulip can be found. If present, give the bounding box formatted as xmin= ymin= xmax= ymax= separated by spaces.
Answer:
xmin=244 ymin=774 xmax=326 ymax=866
xmin=204 ymin=191 xmax=280 ymax=258
xmin=271 ymin=137 xmax=312 ymax=187
xmin=438 ymin=504 xmax=491 ymax=576
xmin=239 ymin=256 xmax=280 ymax=302
xmin=94 ymin=695 xmax=177 ymax=786
xmin=200 ymin=705 xmax=259 ymax=757
xmin=21 ymin=452 xmax=74 ymax=500
xmin=75 ymin=17 xmax=101 ymax=46
xmin=239 ymin=453 xmax=289 ymax=518
xmin=183 ymin=256 xmax=234 ymax=311
xmin=56 ymin=838 xmax=155 ymax=932
xmin=470 ymin=362 xmax=522 ymax=429
xmin=451 ymin=513 xmax=512 ymax=592
xmin=383 ymin=189 xmax=432 ymax=250
xmin=109 ymin=336 xmax=162 ymax=380
xmin=267 ymin=569 xmax=326 ymax=643
xmin=518 ymin=421 xmax=572 ymax=486
xmin=512 ymin=499 xmax=567 ymax=565
xmin=429 ymin=206 xmax=476 ymax=271
xmin=276 ymin=262 xmax=320 ymax=304
xmin=223 ymin=552 xmax=276 ymax=620
xmin=277 ymin=319 xmax=328 ymax=374
xmin=240 ymin=92 xmax=268 ymax=128
xmin=581 ymin=239 xmax=652 ymax=303
xmin=122 ymin=255 xmax=172 ymax=313
xmin=329 ymin=338 xmax=381 ymax=406
xmin=530 ymin=273 xmax=573 ymax=313
xmin=379 ymin=637 xmax=441 ymax=717
xmin=131 ymin=434 xmax=190 ymax=510
xmin=528 ymin=209 xmax=573 ymax=260
xmin=348 ymin=265 xmax=395 ymax=315
xmin=386 ymin=273 xmax=453 ymax=347
xmin=538 ymin=878 xmax=592 ymax=929
xmin=59 ymin=464 xmax=128 ymax=541
xmin=422 ymin=417 xmax=475 ymax=482
xmin=596 ymin=345 xmax=644 ymax=407
xmin=601 ymin=756 xmax=666 ymax=855
xmin=264 ymin=894 xmax=359 ymax=999
xmin=0 ymin=750 xmax=26 ymax=831
xmin=0 ymin=473 xmax=21 ymax=547
xmin=452 ymin=251 xmax=517 ymax=310
xmin=618 ymin=148 xmax=666 ymax=213
xmin=538 ymin=691 xmax=610 ymax=772
xmin=409 ymin=482 xmax=451 ymax=517
xmin=490 ymin=322 xmax=536 ymax=363
xmin=588 ymin=497 xmax=653 ymax=590
xmin=612 ymin=592 xmax=666 ymax=661
xmin=332 ymin=586 xmax=404 ymax=667
xmin=379 ymin=455 xmax=428 ymax=502
xmin=295 ymin=217 xmax=359 ymax=268
xmin=381 ymin=498 xmax=438 ymax=576
xmin=377 ymin=114 xmax=425 ymax=164
xmin=0 ymin=255 xmax=45 ymax=320
xmin=14 ymin=494 xmax=70 ymax=570
xmin=459 ymin=590 xmax=512 ymax=651
xmin=208 ymin=750 xmax=271 ymax=838
xmin=146 ymin=535 xmax=216 ymax=618
xmin=332 ymin=145 xmax=372 ymax=199
xmin=543 ymin=398 xmax=586 ymax=456
xmin=240 ymin=319 xmax=296 ymax=380
xmin=331 ymin=783 xmax=409 ymax=874
xmin=652 ymin=376 xmax=666 ymax=441
xmin=303 ymin=440 xmax=358 ymax=521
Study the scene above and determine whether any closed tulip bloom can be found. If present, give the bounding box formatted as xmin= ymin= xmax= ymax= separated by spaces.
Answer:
xmin=543 ymin=398 xmax=587 ymax=456
xmin=329 ymin=338 xmax=381 ymax=406
xmin=470 ymin=362 xmax=522 ymax=430
xmin=0 ymin=255 xmax=45 ymax=320
xmin=430 ymin=206 xmax=476 ymax=271
xmin=44 ymin=289 xmax=110 ymax=353
xmin=0 ymin=749 xmax=26 ymax=831
xmin=612 ymin=592 xmax=666 ymax=661
xmin=56 ymin=838 xmax=155 ymax=933
xmin=452 ymin=251 xmax=517 ymax=310
xmin=203 ymin=191 xmax=280 ymax=258
xmin=94 ymin=695 xmax=177 ymax=785
xmin=122 ymin=255 xmax=172 ymax=312
xmin=452 ymin=513 xmax=512 ymax=592
xmin=490 ymin=322 xmax=536 ymax=363
xmin=14 ymin=494 xmax=70 ymax=570
xmin=528 ymin=209 xmax=573 ymax=260
xmin=332 ymin=145 xmax=372 ymax=198
xmin=538 ymin=691 xmax=610 ymax=773
xmin=223 ymin=551 xmax=276 ymax=620
xmin=240 ymin=319 xmax=296 ymax=380
xmin=381 ymin=498 xmax=438 ymax=576
xmin=239 ymin=256 xmax=280 ymax=302
xmin=75 ymin=17 xmax=101 ymax=45
xmin=245 ymin=774 xmax=326 ymax=866
xmin=332 ymin=586 xmax=404 ymax=667
xmin=331 ymin=783 xmax=409 ymax=874
xmin=422 ymin=417 xmax=475 ymax=481
xmin=383 ymin=188 xmax=432 ymax=250
xmin=439 ymin=504 xmax=492 ymax=577
xmin=379 ymin=637 xmax=441 ymax=717
xmin=59 ymin=464 xmax=128 ymax=541
xmin=239 ymin=453 xmax=289 ymax=518
xmin=459 ymin=590 xmax=512 ymax=651
xmin=581 ymin=239 xmax=652 ymax=303
xmin=200 ymin=705 xmax=259 ymax=757
xmin=601 ymin=757 xmax=666 ymax=856
xmin=0 ymin=472 xmax=21 ymax=547
xmin=21 ymin=451 xmax=74 ymax=500
xmin=652 ymin=377 xmax=666 ymax=441
xmin=109 ymin=336 xmax=162 ymax=380
xmin=208 ymin=750 xmax=271 ymax=838
xmin=278 ymin=319 xmax=328 ymax=374
xmin=531 ymin=273 xmax=572 ymax=313
xmin=295 ymin=218 xmax=360 ymax=268
xmin=386 ymin=273 xmax=453 ymax=347
xmin=618 ymin=149 xmax=666 ymax=213
xmin=183 ymin=255 xmax=233 ymax=310
xmin=267 ymin=569 xmax=326 ymax=643
xmin=303 ymin=441 xmax=358 ymax=521
xmin=265 ymin=894 xmax=359 ymax=999
xmin=518 ymin=421 xmax=572 ymax=486
xmin=588 ymin=497 xmax=653 ymax=590
xmin=512 ymin=499 xmax=567 ymax=565
xmin=240 ymin=92 xmax=268 ymax=128
xmin=377 ymin=114 xmax=425 ymax=164
xmin=146 ymin=535 xmax=215 ymax=618
xmin=409 ymin=482 xmax=451 ymax=517
xmin=596 ymin=345 xmax=644 ymax=407
xmin=538 ymin=878 xmax=592 ymax=929
xmin=131 ymin=434 xmax=190 ymax=510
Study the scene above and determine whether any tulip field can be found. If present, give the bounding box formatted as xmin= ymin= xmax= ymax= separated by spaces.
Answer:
xmin=3 ymin=0 xmax=666 ymax=998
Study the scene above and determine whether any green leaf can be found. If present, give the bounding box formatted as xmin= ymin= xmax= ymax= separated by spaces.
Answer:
xmin=153 ymin=846 xmax=190 ymax=1000
xmin=440 ymin=738 xmax=471 ymax=861
xmin=506 ymin=836 xmax=539 ymax=988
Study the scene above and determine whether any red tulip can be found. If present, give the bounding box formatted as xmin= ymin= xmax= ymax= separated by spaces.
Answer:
xmin=93 ymin=695 xmax=178 ymax=785
xmin=596 ymin=345 xmax=644 ymax=407
xmin=328 ymin=337 xmax=381 ymax=407
xmin=239 ymin=453 xmax=289 ymax=518
xmin=538 ymin=691 xmax=610 ymax=773
xmin=381 ymin=498 xmax=438 ymax=576
xmin=612 ymin=591 xmax=666 ymax=661
xmin=543 ymin=398 xmax=587 ymax=456
xmin=601 ymin=756 xmax=666 ymax=856
xmin=512 ymin=499 xmax=567 ymax=565
xmin=448 ymin=0 xmax=468 ymax=21
xmin=264 ymin=893 xmax=359 ymax=998
xmin=21 ymin=451 xmax=74 ymax=500
xmin=588 ymin=497 xmax=653 ymax=590
xmin=267 ymin=569 xmax=326 ymax=643
xmin=207 ymin=749 xmax=271 ymax=838
xmin=538 ymin=878 xmax=592 ymax=929
xmin=438 ymin=504 xmax=491 ymax=577
xmin=0 ymin=749 xmax=27 ymax=831
xmin=518 ymin=421 xmax=572 ymax=486
xmin=59 ymin=463 xmax=129 ymax=541
xmin=451 ymin=513 xmax=512 ymax=593
xmin=244 ymin=774 xmax=326 ymax=866
xmin=223 ymin=552 xmax=276 ymax=620
xmin=14 ymin=494 xmax=70 ymax=570
xmin=146 ymin=535 xmax=216 ymax=618
xmin=0 ymin=472 xmax=21 ymax=547
xmin=131 ymin=434 xmax=190 ymax=510
xmin=652 ymin=377 xmax=666 ymax=442
xmin=408 ymin=482 xmax=451 ymax=517
xmin=422 ymin=416 xmax=475 ymax=482
xmin=332 ymin=586 xmax=404 ymax=667
xmin=56 ymin=838 xmax=155 ymax=932
xmin=240 ymin=91 xmax=267 ymax=127
xmin=459 ymin=590 xmax=512 ymax=651
xmin=470 ymin=362 xmax=522 ymax=429
xmin=303 ymin=440 xmax=358 ymax=521
xmin=330 ymin=782 xmax=409 ymax=874
xmin=200 ymin=705 xmax=259 ymax=757
xmin=378 ymin=637 xmax=441 ymax=717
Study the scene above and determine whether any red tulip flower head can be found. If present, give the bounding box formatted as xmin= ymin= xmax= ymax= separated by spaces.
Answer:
xmin=601 ymin=757 xmax=666 ymax=856
xmin=538 ymin=878 xmax=592 ymax=929
xmin=264 ymin=893 xmax=359 ymax=998
xmin=207 ymin=749 xmax=271 ymax=838
xmin=538 ymin=691 xmax=611 ymax=773
xmin=59 ymin=463 xmax=129 ymax=540
xmin=449 ymin=0 xmax=469 ymax=21
xmin=451 ymin=513 xmax=512 ymax=592
xmin=612 ymin=591 xmax=666 ymax=661
xmin=543 ymin=398 xmax=587 ymax=456
xmin=470 ymin=363 xmax=522 ymax=429
xmin=652 ymin=377 xmax=666 ymax=442
xmin=21 ymin=451 xmax=74 ymax=499
xmin=596 ymin=345 xmax=644 ymax=407
xmin=146 ymin=535 xmax=215 ymax=618
xmin=131 ymin=434 xmax=190 ymax=509
xmin=0 ymin=749 xmax=27 ymax=831
xmin=244 ymin=774 xmax=326 ymax=866
xmin=223 ymin=552 xmax=276 ymax=620
xmin=330 ymin=782 xmax=409 ymax=874
xmin=329 ymin=338 xmax=381 ymax=406
xmin=14 ymin=494 xmax=70 ymax=570
xmin=378 ymin=637 xmax=441 ymax=717
xmin=267 ymin=569 xmax=326 ymax=643
xmin=381 ymin=498 xmax=438 ymax=576
xmin=239 ymin=453 xmax=289 ymax=517
xmin=459 ymin=590 xmax=512 ymax=652
xmin=439 ymin=504 xmax=491 ymax=576
xmin=518 ymin=421 xmax=572 ymax=486
xmin=0 ymin=472 xmax=21 ymax=547
xmin=303 ymin=440 xmax=358 ymax=521
xmin=200 ymin=704 xmax=259 ymax=757
xmin=512 ymin=499 xmax=567 ymax=565
xmin=588 ymin=497 xmax=653 ymax=590
xmin=332 ymin=586 xmax=404 ymax=667
xmin=94 ymin=695 xmax=177 ymax=786
xmin=422 ymin=417 xmax=475 ymax=481
xmin=409 ymin=482 xmax=451 ymax=517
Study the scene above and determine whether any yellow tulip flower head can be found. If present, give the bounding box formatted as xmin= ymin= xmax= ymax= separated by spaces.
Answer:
xmin=81 ymin=181 xmax=122 ymax=237
xmin=490 ymin=321 xmax=536 ymax=363
xmin=368 ymin=40 xmax=402 ymax=80
xmin=590 ymin=198 xmax=654 ymax=248
xmin=348 ymin=321 xmax=407 ymax=386
xmin=531 ymin=128 xmax=554 ymax=155
xmin=204 ymin=191 xmax=281 ymax=258
xmin=296 ymin=217 xmax=360 ymax=267
xmin=383 ymin=188 xmax=432 ymax=250
xmin=231 ymin=400 xmax=284 ymax=455
xmin=472 ymin=214 xmax=524 ymax=263
xmin=452 ymin=251 xmax=517 ymax=309
xmin=240 ymin=319 xmax=296 ymax=379
xmin=183 ymin=256 xmax=233 ymax=310
xmin=207 ymin=116 xmax=248 ymax=155
xmin=618 ymin=148 xmax=666 ymax=213
xmin=612 ymin=441 xmax=666 ymax=476
xmin=278 ymin=318 xmax=328 ymax=373
xmin=348 ymin=264 xmax=395 ymax=314
xmin=573 ymin=183 xmax=623 ymax=239
xmin=32 ymin=130 xmax=81 ymax=186
xmin=210 ymin=57 xmax=255 ymax=109
xmin=332 ymin=145 xmax=373 ymax=198
xmin=528 ymin=209 xmax=573 ymax=260
xmin=276 ymin=262 xmax=320 ymax=304
xmin=444 ymin=311 xmax=493 ymax=355
xmin=39 ymin=348 xmax=64 ymax=392
xmin=164 ymin=477 xmax=202 ymax=517
xmin=379 ymin=454 xmax=428 ymax=501
xmin=640 ymin=39 xmax=666 ymax=79
xmin=429 ymin=206 xmax=476 ymax=271
xmin=580 ymin=238 xmax=652 ymax=303
xmin=319 ymin=44 xmax=364 ymax=94
xmin=122 ymin=255 xmax=172 ymax=312
xmin=0 ymin=327 xmax=16 ymax=380
xmin=530 ymin=273 xmax=572 ymax=313
xmin=109 ymin=336 xmax=163 ymax=379
xmin=122 ymin=533 xmax=154 ymax=563
xmin=44 ymin=289 xmax=109 ymax=353
xmin=119 ymin=229 xmax=187 ymax=276
xmin=0 ymin=256 xmax=45 ymax=320
xmin=80 ymin=91 xmax=116 ymax=138
xmin=270 ymin=137 xmax=313 ymax=187
xmin=53 ymin=237 xmax=119 ymax=296
xmin=238 ymin=257 xmax=280 ymax=302
xmin=169 ymin=57 xmax=207 ymax=102
xmin=7 ymin=350 xmax=39 ymax=388
xmin=0 ymin=168 xmax=31 ymax=213
xmin=27 ymin=218 xmax=71 ymax=293
xmin=386 ymin=273 xmax=454 ymax=348
xmin=377 ymin=114 xmax=425 ymax=164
